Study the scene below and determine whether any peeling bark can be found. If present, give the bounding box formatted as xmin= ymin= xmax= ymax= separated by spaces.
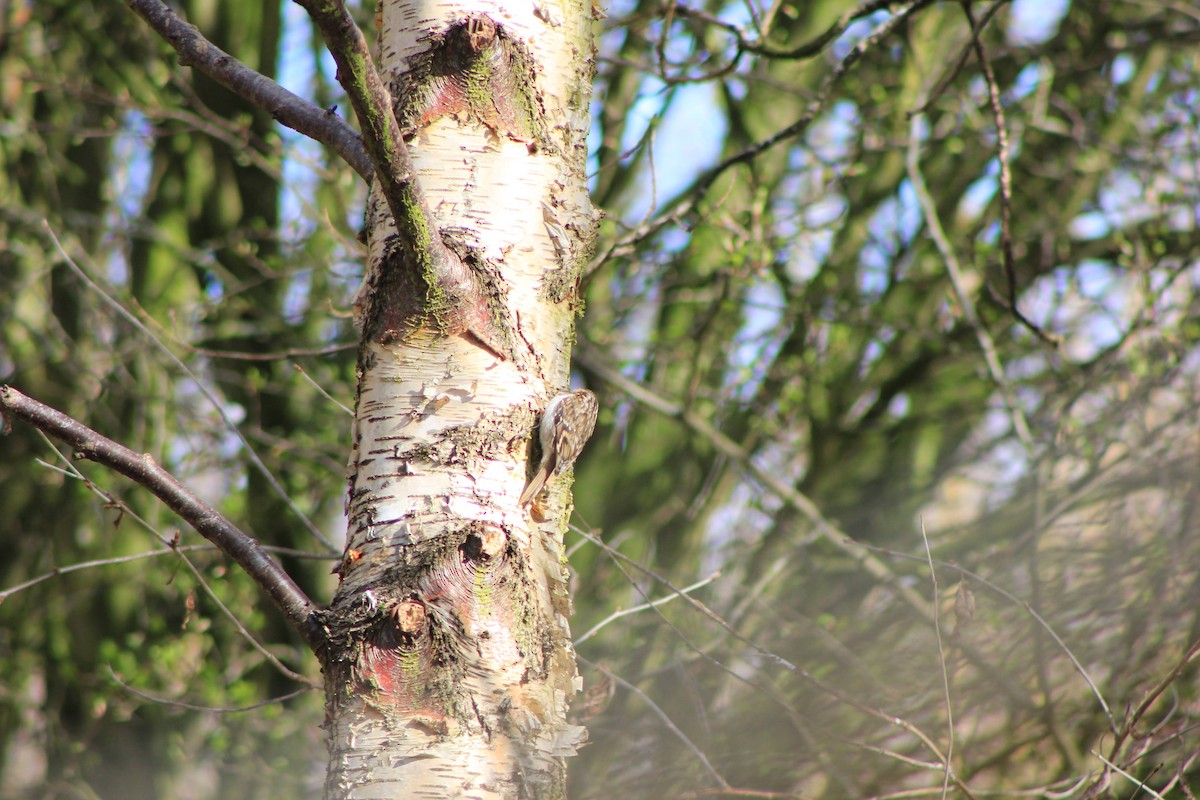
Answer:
xmin=321 ymin=0 xmax=597 ymax=795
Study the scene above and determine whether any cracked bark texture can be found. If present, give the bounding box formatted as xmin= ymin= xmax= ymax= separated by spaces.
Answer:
xmin=321 ymin=0 xmax=597 ymax=797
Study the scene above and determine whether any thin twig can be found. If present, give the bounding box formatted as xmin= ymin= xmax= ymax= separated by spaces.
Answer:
xmin=18 ymin=434 xmax=319 ymax=686
xmin=681 ymin=787 xmax=801 ymax=799
xmin=1092 ymin=751 xmax=1167 ymax=800
xmin=571 ymin=522 xmax=979 ymax=799
xmin=575 ymin=572 xmax=721 ymax=644
xmin=907 ymin=0 xmax=1009 ymax=118
xmin=109 ymin=666 xmax=315 ymax=713
xmin=582 ymin=657 xmax=730 ymax=790
xmin=1028 ymin=460 xmax=1082 ymax=767
xmin=849 ymin=742 xmax=944 ymax=772
xmin=675 ymin=0 xmax=898 ymax=61
xmin=570 ymin=524 xmax=795 ymax=671
xmin=1109 ymin=637 xmax=1200 ymax=759
xmin=693 ymin=0 xmax=934 ymax=199
xmin=0 ymin=544 xmax=214 ymax=603
xmin=30 ymin=433 xmax=320 ymax=685
xmin=963 ymin=0 xmax=1012 ymax=271
xmin=294 ymin=364 xmax=354 ymax=416
xmin=190 ymin=342 xmax=355 ymax=361
xmin=572 ymin=527 xmax=857 ymax=795
xmin=919 ymin=519 xmax=955 ymax=800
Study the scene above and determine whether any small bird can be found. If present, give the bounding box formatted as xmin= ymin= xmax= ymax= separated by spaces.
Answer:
xmin=519 ymin=389 xmax=599 ymax=506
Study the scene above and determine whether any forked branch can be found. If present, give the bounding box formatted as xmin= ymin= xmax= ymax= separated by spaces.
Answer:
xmin=125 ymin=0 xmax=372 ymax=181
xmin=292 ymin=0 xmax=461 ymax=285
xmin=125 ymin=0 xmax=453 ymax=280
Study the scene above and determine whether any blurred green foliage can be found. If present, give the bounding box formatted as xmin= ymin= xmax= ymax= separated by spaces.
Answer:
xmin=570 ymin=0 xmax=1200 ymax=797
xmin=1 ymin=1 xmax=357 ymax=796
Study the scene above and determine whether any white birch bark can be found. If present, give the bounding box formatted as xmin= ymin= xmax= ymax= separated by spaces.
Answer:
xmin=320 ymin=0 xmax=597 ymax=796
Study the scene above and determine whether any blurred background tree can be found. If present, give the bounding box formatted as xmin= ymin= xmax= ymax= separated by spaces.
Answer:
xmin=3 ymin=0 xmax=1200 ymax=798
xmin=1 ymin=1 xmax=353 ymax=795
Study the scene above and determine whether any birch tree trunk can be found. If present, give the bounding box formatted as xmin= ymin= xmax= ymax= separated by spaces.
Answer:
xmin=320 ymin=0 xmax=597 ymax=796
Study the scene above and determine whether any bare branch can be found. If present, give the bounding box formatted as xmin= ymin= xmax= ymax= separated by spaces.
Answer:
xmin=0 ymin=386 xmax=327 ymax=655
xmin=1092 ymin=751 xmax=1169 ymax=800
xmin=574 ymin=526 xmax=982 ymax=799
xmin=190 ymin=342 xmax=356 ymax=361
xmin=906 ymin=109 xmax=1035 ymax=449
xmin=32 ymin=434 xmax=320 ymax=684
xmin=675 ymin=0 xmax=896 ymax=61
xmin=1107 ymin=637 xmax=1200 ymax=761
xmin=124 ymin=0 xmax=373 ymax=182
xmin=292 ymin=0 xmax=453 ymax=266
xmin=291 ymin=0 xmax=500 ymax=353
xmin=907 ymin=0 xmax=1008 ymax=118
xmin=960 ymin=0 xmax=1059 ymax=347
xmin=570 ymin=523 xmax=796 ymax=671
